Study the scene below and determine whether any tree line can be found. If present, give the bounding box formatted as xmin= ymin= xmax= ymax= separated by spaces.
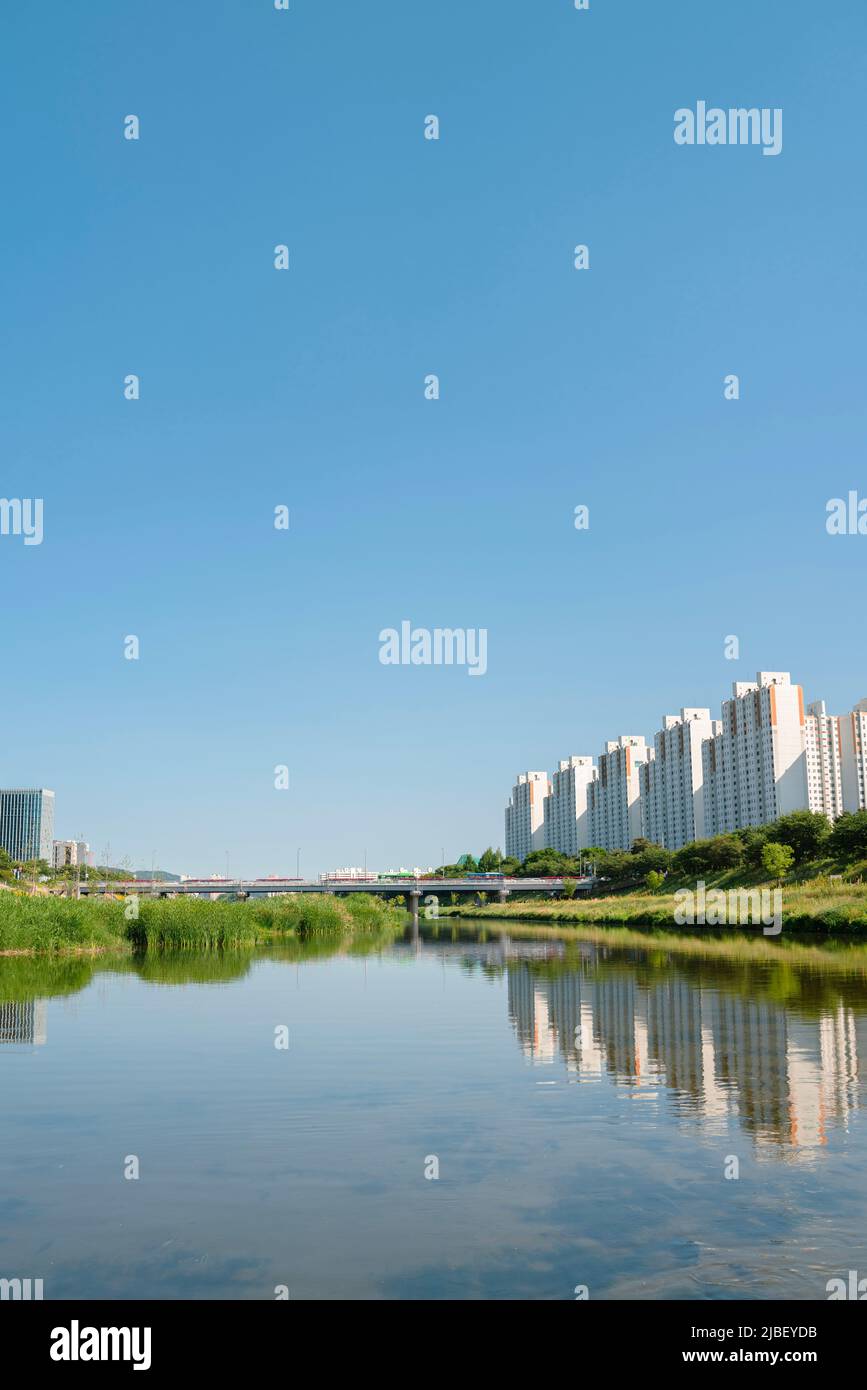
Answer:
xmin=434 ymin=810 xmax=867 ymax=890
xmin=0 ymin=850 xmax=128 ymax=887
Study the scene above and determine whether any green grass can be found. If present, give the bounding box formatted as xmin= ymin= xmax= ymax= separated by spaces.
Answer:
xmin=0 ymin=893 xmax=126 ymax=953
xmin=0 ymin=890 xmax=404 ymax=955
xmin=448 ymin=875 xmax=867 ymax=932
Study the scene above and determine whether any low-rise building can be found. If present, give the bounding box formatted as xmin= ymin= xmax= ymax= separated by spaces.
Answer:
xmin=319 ymin=867 xmax=378 ymax=883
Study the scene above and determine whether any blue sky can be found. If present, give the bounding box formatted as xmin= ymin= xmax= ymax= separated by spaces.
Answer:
xmin=2 ymin=0 xmax=865 ymax=876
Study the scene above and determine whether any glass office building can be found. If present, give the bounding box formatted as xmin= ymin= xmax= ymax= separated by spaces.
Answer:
xmin=0 ymin=788 xmax=55 ymax=862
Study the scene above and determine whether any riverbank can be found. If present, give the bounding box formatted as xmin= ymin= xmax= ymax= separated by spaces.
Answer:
xmin=445 ymin=876 xmax=867 ymax=932
xmin=0 ymin=892 xmax=403 ymax=955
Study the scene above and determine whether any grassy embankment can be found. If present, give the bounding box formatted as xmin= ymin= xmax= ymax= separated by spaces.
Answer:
xmin=0 ymin=890 xmax=402 ymax=956
xmin=446 ymin=864 xmax=867 ymax=933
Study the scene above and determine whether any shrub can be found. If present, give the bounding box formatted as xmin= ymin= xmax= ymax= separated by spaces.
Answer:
xmin=761 ymin=842 xmax=794 ymax=882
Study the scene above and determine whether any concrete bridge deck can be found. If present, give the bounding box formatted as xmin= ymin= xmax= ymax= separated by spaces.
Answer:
xmin=78 ymin=876 xmax=596 ymax=900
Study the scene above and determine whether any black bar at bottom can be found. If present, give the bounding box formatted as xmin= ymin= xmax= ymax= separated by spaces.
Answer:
xmin=2 ymin=1298 xmax=860 ymax=1375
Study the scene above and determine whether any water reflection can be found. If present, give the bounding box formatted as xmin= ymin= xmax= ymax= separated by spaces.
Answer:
xmin=3 ymin=926 xmax=867 ymax=1299
xmin=411 ymin=926 xmax=867 ymax=1157
xmin=4 ymin=927 xmax=867 ymax=1160
xmin=0 ymin=998 xmax=46 ymax=1045
xmin=502 ymin=954 xmax=862 ymax=1154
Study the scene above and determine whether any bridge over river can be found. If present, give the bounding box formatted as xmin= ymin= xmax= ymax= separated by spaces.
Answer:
xmin=78 ymin=876 xmax=597 ymax=904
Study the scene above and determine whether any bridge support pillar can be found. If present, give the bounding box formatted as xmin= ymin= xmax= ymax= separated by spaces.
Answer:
xmin=497 ymin=890 xmax=508 ymax=904
xmin=407 ymin=890 xmax=420 ymax=944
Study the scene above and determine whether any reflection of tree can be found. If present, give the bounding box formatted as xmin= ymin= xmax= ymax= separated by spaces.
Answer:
xmin=0 ymin=955 xmax=98 ymax=1003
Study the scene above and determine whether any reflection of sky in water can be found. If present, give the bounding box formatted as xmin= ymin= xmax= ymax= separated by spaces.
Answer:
xmin=2 ymin=931 xmax=867 ymax=1300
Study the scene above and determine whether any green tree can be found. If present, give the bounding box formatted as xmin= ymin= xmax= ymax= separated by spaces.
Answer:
xmin=828 ymin=811 xmax=867 ymax=862
xmin=645 ymin=870 xmax=665 ymax=892
xmin=740 ymin=825 xmax=772 ymax=869
xmin=595 ymin=850 xmax=640 ymax=884
xmin=704 ymin=835 xmax=745 ymax=870
xmin=519 ymin=849 xmax=580 ymax=878
xmin=761 ymin=842 xmax=794 ymax=882
xmin=771 ymin=811 xmax=830 ymax=864
xmin=499 ymin=857 xmax=521 ymax=877
xmin=478 ymin=847 xmax=503 ymax=872
xmin=631 ymin=846 xmax=674 ymax=876
xmin=561 ymin=878 xmax=577 ymax=899
xmin=672 ymin=839 xmax=714 ymax=876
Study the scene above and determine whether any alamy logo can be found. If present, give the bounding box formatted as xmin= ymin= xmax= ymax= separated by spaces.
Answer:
xmin=379 ymin=621 xmax=487 ymax=677
xmin=0 ymin=497 xmax=43 ymax=545
xmin=50 ymin=1320 xmax=152 ymax=1372
xmin=674 ymin=102 xmax=782 ymax=157
xmin=0 ymin=1276 xmax=43 ymax=1300
xmin=674 ymin=880 xmax=782 ymax=936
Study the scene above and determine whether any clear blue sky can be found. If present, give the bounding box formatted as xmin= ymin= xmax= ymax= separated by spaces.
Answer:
xmin=2 ymin=1 xmax=865 ymax=876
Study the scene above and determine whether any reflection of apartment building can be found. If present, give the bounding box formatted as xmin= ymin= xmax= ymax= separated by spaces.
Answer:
xmin=783 ymin=1010 xmax=860 ymax=1149
xmin=587 ymin=737 xmax=652 ymax=851
xmin=505 ymin=771 xmax=549 ymax=860
xmin=501 ymin=950 xmax=867 ymax=1153
xmin=0 ymin=1000 xmax=47 ymax=1045
xmin=506 ymin=964 xmax=553 ymax=1060
xmin=703 ymin=992 xmax=791 ymax=1141
xmin=543 ymin=757 xmax=596 ymax=856
xmin=592 ymin=974 xmax=645 ymax=1078
xmin=644 ymin=978 xmax=705 ymax=1098
xmin=641 ymin=709 xmax=721 ymax=850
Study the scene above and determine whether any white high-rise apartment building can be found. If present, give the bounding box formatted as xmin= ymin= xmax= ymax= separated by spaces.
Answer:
xmin=804 ymin=701 xmax=844 ymax=820
xmin=640 ymin=708 xmax=721 ymax=850
xmin=543 ymin=756 xmax=596 ymax=856
xmin=840 ymin=699 xmax=867 ymax=813
xmin=702 ymin=673 xmax=809 ymax=835
xmin=505 ymin=771 xmax=550 ymax=861
xmin=587 ymin=736 xmax=652 ymax=851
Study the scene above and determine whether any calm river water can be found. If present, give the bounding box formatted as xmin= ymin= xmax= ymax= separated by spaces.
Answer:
xmin=2 ymin=923 xmax=867 ymax=1300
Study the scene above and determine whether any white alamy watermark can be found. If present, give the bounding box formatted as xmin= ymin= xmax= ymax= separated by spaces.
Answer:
xmin=674 ymin=102 xmax=782 ymax=157
xmin=379 ymin=621 xmax=487 ymax=676
xmin=674 ymin=880 xmax=782 ymax=936
xmin=826 ymin=491 xmax=867 ymax=535
xmin=0 ymin=497 xmax=43 ymax=545
xmin=827 ymin=1271 xmax=867 ymax=1300
xmin=1 ymin=1276 xmax=43 ymax=1300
